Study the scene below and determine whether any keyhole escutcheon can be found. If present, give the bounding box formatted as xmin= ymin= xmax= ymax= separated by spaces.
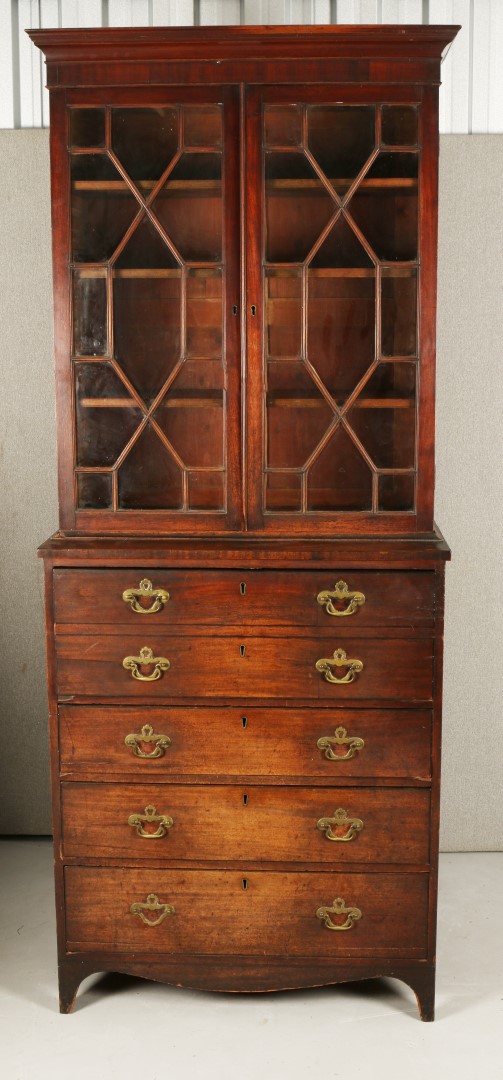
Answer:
xmin=251 ymin=304 xmax=256 ymax=316
xmin=240 ymin=644 xmax=246 ymax=657
xmin=242 ymin=793 xmax=248 ymax=806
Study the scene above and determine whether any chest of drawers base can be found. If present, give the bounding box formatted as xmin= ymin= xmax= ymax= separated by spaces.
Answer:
xmin=40 ymin=535 xmax=448 ymax=1020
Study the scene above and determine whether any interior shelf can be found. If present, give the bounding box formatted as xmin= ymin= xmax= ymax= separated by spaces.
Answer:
xmin=74 ymin=265 xmax=415 ymax=278
xmin=267 ymin=177 xmax=417 ymax=190
xmin=80 ymin=393 xmax=411 ymax=410
xmin=72 ymin=179 xmax=221 ymax=192
xmin=72 ymin=177 xmax=416 ymax=193
xmin=80 ymin=395 xmax=223 ymax=409
xmin=267 ymin=395 xmax=414 ymax=409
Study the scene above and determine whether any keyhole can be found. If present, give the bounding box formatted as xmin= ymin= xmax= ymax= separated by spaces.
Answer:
xmin=242 ymin=878 xmax=248 ymax=890
xmin=242 ymin=793 xmax=248 ymax=806
xmin=240 ymin=581 xmax=246 ymax=595
xmin=240 ymin=644 xmax=246 ymax=657
xmin=251 ymin=304 xmax=256 ymax=316
xmin=232 ymin=304 xmax=238 ymax=315
xmin=241 ymin=716 xmax=248 ymax=729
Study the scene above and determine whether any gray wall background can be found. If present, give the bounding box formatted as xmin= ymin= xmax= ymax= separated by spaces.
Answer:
xmin=0 ymin=130 xmax=501 ymax=849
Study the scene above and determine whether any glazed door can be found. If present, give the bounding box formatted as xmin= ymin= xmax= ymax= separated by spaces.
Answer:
xmin=246 ymin=86 xmax=432 ymax=535
xmin=59 ymin=86 xmax=241 ymax=534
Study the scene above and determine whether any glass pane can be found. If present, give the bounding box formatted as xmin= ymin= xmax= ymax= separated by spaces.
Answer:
xmin=114 ymin=216 xmax=180 ymax=270
xmin=188 ymin=471 xmax=224 ymax=510
xmin=71 ymin=154 xmax=139 ymax=263
xmin=267 ymin=360 xmax=333 ymax=469
xmin=308 ymin=106 xmax=375 ymax=196
xmin=379 ymin=474 xmax=415 ymax=511
xmin=264 ymin=106 xmax=302 ymax=147
xmin=73 ymin=271 xmax=107 ymax=356
xmin=346 ymin=362 xmax=416 ymax=469
xmin=266 ymin=269 xmax=302 ymax=358
xmin=118 ymin=424 xmax=183 ymax=509
xmin=114 ymin=268 xmax=182 ymax=406
xmin=265 ymin=472 xmax=302 ymax=512
xmin=348 ymin=153 xmax=418 ymax=262
xmin=152 ymin=153 xmax=222 ymax=261
xmin=70 ymin=108 xmax=105 ymax=148
xmin=75 ymin=362 xmax=143 ymax=467
xmin=306 ymin=425 xmax=372 ymax=511
xmin=111 ymin=107 xmax=178 ymax=183
xmin=186 ymin=269 xmax=222 ymax=358
xmin=76 ymin=473 xmax=112 ymax=509
xmin=382 ymin=268 xmax=417 ymax=356
xmin=381 ymin=106 xmax=418 ymax=146
xmin=154 ymin=360 xmax=224 ymax=468
xmin=265 ymin=152 xmax=336 ymax=263
xmin=309 ymin=216 xmax=374 ymax=269
xmin=307 ymin=270 xmax=375 ymax=405
xmin=183 ymin=105 xmax=222 ymax=148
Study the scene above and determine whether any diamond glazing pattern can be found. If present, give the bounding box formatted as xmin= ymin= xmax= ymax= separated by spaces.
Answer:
xmin=264 ymin=104 xmax=419 ymax=514
xmin=71 ymin=104 xmax=225 ymax=511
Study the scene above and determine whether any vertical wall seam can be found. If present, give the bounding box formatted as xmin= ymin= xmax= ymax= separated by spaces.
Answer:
xmin=468 ymin=0 xmax=474 ymax=133
xmin=11 ymin=0 xmax=21 ymax=129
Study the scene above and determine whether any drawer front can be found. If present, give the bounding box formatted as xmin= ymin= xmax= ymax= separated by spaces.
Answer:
xmin=61 ymin=783 xmax=430 ymax=863
xmin=65 ymin=866 xmax=429 ymax=957
xmin=53 ymin=568 xmax=435 ymax=629
xmin=55 ymin=634 xmax=434 ymax=702
xmin=60 ymin=705 xmax=432 ymax=780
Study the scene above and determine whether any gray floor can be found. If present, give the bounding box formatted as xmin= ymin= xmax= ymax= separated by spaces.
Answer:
xmin=0 ymin=841 xmax=501 ymax=1079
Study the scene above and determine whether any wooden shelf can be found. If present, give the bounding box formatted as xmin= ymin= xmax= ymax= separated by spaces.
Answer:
xmin=72 ymin=177 xmax=414 ymax=193
xmin=267 ymin=266 xmax=417 ymax=277
xmin=267 ymin=177 xmax=417 ymax=191
xmin=80 ymin=395 xmax=223 ymax=409
xmin=74 ymin=267 xmax=224 ymax=278
xmin=267 ymin=395 xmax=414 ymax=409
xmin=73 ymin=179 xmax=221 ymax=192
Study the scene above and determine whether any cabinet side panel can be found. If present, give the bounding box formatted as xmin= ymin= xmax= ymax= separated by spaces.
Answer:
xmin=49 ymin=91 xmax=75 ymax=532
xmin=416 ymin=86 xmax=439 ymax=531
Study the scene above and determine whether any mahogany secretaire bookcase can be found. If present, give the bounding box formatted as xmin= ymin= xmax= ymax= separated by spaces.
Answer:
xmin=31 ymin=23 xmax=458 ymax=1018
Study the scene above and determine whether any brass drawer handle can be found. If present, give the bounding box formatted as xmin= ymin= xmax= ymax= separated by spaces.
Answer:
xmin=123 ymin=646 xmax=170 ymax=682
xmin=315 ymin=648 xmax=363 ymax=684
xmin=124 ymin=723 xmax=172 ymax=759
xmin=316 ymin=897 xmax=362 ymax=931
xmin=317 ymin=725 xmax=365 ymax=761
xmin=317 ymin=807 xmax=364 ymax=842
xmin=122 ymin=578 xmax=170 ymax=615
xmin=317 ymin=580 xmax=365 ymax=617
xmin=130 ymin=893 xmax=175 ymax=927
xmin=127 ymin=803 xmax=173 ymax=838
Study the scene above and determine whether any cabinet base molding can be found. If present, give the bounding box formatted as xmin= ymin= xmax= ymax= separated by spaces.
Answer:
xmin=58 ymin=954 xmax=436 ymax=1021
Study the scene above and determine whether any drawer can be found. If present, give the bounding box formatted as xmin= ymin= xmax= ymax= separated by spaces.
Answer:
xmin=55 ymin=633 xmax=434 ymax=702
xmin=65 ymin=866 xmax=429 ymax=957
xmin=53 ymin=568 xmax=435 ymax=629
xmin=61 ymin=783 xmax=430 ymax=864
xmin=60 ymin=705 xmax=432 ymax=781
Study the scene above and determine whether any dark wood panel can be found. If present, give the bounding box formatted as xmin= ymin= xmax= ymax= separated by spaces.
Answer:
xmin=59 ymin=705 xmax=432 ymax=780
xmin=61 ymin=782 xmax=430 ymax=864
xmin=65 ymin=866 xmax=429 ymax=957
xmin=38 ymin=528 xmax=451 ymax=567
xmin=57 ymin=952 xmax=436 ymax=1017
xmin=55 ymin=633 xmax=434 ymax=702
xmin=53 ymin=568 xmax=435 ymax=628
